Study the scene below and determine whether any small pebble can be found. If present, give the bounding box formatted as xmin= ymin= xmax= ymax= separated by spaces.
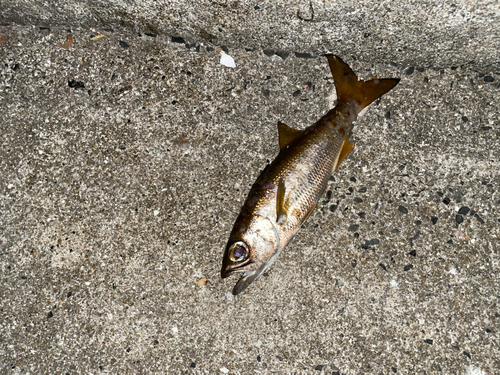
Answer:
xmin=398 ymin=205 xmax=408 ymax=214
xmin=458 ymin=206 xmax=470 ymax=215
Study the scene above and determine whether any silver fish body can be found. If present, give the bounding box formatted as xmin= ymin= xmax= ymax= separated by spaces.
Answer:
xmin=221 ymin=55 xmax=399 ymax=295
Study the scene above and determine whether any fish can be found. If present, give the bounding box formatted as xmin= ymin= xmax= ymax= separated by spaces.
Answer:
xmin=221 ymin=55 xmax=400 ymax=295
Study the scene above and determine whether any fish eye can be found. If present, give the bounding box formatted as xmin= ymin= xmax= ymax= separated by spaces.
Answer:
xmin=228 ymin=242 xmax=249 ymax=262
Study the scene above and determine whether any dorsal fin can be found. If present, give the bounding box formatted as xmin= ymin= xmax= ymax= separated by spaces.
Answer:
xmin=277 ymin=122 xmax=302 ymax=150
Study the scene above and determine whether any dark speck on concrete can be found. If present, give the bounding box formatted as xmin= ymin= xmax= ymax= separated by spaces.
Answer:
xmin=357 ymin=212 xmax=366 ymax=218
xmin=442 ymin=197 xmax=451 ymax=205
xmin=348 ymin=224 xmax=359 ymax=232
xmin=409 ymin=250 xmax=416 ymax=257
xmin=190 ymin=362 xmax=196 ymax=368
xmin=295 ymin=52 xmax=315 ymax=59
xmin=315 ymin=365 xmax=324 ymax=371
xmin=424 ymin=339 xmax=433 ymax=345
xmin=416 ymin=66 xmax=425 ymax=72
xmin=462 ymin=116 xmax=469 ymax=122
xmin=354 ymin=197 xmax=363 ymax=203
xmin=257 ymin=355 xmax=261 ymax=362
xmin=263 ymin=49 xmax=275 ymax=57
xmin=463 ymin=351 xmax=471 ymax=359
xmin=329 ymin=203 xmax=338 ymax=212
xmin=119 ymin=40 xmax=129 ymax=49
xmin=275 ymin=50 xmax=289 ymax=60
xmin=447 ymin=239 xmax=454 ymax=244
xmin=484 ymin=76 xmax=494 ymax=82
xmin=292 ymin=89 xmax=301 ymax=97
xmin=404 ymin=66 xmax=414 ymax=75
xmin=398 ymin=205 xmax=408 ymax=214
xmin=379 ymin=263 xmax=387 ymax=270
xmin=458 ymin=206 xmax=470 ymax=215
xmin=404 ymin=264 xmax=413 ymax=271
xmin=362 ymin=239 xmax=379 ymax=249
xmin=385 ymin=111 xmax=391 ymax=119
xmin=171 ymin=36 xmax=186 ymax=44
xmin=475 ymin=213 xmax=484 ymax=224
xmin=456 ymin=214 xmax=464 ymax=224
xmin=358 ymin=186 xmax=367 ymax=193
xmin=67 ymin=291 xmax=72 ymax=298
xmin=409 ymin=231 xmax=420 ymax=247
xmin=350 ymin=176 xmax=357 ymax=182
xmin=68 ymin=79 xmax=84 ymax=89
xmin=431 ymin=216 xmax=438 ymax=224
xmin=47 ymin=311 xmax=53 ymax=318
xmin=414 ymin=220 xmax=422 ymax=225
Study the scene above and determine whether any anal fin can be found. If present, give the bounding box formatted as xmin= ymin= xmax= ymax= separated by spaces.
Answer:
xmin=335 ymin=138 xmax=355 ymax=172
xmin=300 ymin=202 xmax=317 ymax=226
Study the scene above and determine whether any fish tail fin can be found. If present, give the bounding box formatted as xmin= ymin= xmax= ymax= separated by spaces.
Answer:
xmin=326 ymin=55 xmax=400 ymax=112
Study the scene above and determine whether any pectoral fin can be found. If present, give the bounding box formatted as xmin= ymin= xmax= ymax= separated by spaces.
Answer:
xmin=335 ymin=138 xmax=355 ymax=171
xmin=276 ymin=178 xmax=288 ymax=223
xmin=278 ymin=122 xmax=303 ymax=150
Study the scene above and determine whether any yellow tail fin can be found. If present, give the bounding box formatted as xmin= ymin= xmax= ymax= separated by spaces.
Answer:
xmin=326 ymin=55 xmax=399 ymax=112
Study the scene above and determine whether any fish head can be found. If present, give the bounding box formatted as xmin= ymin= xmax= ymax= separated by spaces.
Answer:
xmin=221 ymin=214 xmax=280 ymax=295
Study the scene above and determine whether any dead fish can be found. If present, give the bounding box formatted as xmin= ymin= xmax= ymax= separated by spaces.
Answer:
xmin=221 ymin=55 xmax=400 ymax=295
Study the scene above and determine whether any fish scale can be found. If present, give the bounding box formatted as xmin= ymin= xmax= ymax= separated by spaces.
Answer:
xmin=221 ymin=55 xmax=400 ymax=295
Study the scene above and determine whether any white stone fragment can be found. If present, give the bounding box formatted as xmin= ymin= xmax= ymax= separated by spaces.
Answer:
xmin=464 ymin=365 xmax=486 ymax=375
xmin=220 ymin=53 xmax=235 ymax=68
xmin=154 ymin=210 xmax=160 ymax=216
xmin=220 ymin=367 xmax=229 ymax=374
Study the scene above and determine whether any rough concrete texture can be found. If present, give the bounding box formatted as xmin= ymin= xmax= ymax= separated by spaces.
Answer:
xmin=1 ymin=0 xmax=500 ymax=73
xmin=0 ymin=4 xmax=499 ymax=375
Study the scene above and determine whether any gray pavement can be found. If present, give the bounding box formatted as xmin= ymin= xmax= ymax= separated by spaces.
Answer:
xmin=0 ymin=2 xmax=499 ymax=374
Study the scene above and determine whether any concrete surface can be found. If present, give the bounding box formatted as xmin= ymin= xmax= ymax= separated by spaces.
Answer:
xmin=0 ymin=3 xmax=499 ymax=374
xmin=1 ymin=0 xmax=500 ymax=73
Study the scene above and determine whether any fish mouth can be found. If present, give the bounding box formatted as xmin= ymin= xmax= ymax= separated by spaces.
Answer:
xmin=232 ymin=270 xmax=258 ymax=295
xmin=220 ymin=260 xmax=252 ymax=279
xmin=221 ymin=261 xmax=266 ymax=295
